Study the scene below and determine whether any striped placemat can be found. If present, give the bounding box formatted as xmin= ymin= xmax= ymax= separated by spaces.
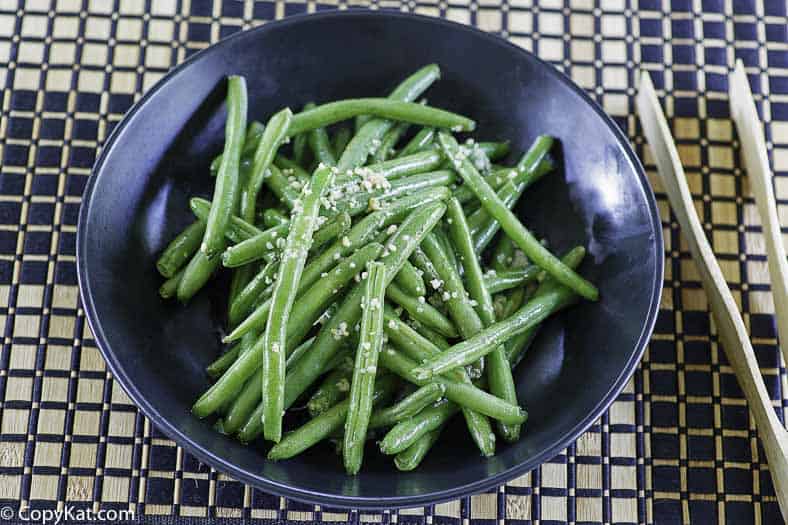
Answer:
xmin=0 ymin=0 xmax=785 ymax=523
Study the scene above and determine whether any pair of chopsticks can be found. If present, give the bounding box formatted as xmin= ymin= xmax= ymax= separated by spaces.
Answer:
xmin=637 ymin=62 xmax=788 ymax=519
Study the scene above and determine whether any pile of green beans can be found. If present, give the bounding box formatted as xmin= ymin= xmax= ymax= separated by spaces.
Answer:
xmin=154 ymin=65 xmax=597 ymax=474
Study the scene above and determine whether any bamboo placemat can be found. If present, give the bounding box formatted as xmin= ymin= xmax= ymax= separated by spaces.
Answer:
xmin=0 ymin=0 xmax=785 ymax=523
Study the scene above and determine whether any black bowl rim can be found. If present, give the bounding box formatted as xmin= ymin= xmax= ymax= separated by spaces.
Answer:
xmin=77 ymin=10 xmax=664 ymax=509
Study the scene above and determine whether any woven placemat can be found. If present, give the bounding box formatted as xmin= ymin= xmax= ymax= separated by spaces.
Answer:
xmin=0 ymin=0 xmax=785 ymax=523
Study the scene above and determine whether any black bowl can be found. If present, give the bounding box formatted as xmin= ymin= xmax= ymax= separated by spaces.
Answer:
xmin=77 ymin=11 xmax=662 ymax=509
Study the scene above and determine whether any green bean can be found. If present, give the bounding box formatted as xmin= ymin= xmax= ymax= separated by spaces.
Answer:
xmin=227 ymin=242 xmax=383 ymax=343
xmin=505 ymin=247 xmax=585 ymax=364
xmin=378 ymin=346 xmax=525 ymax=425
xmin=156 ymin=220 xmax=206 ymax=278
xmin=304 ymin=103 xmax=338 ymax=166
xmin=263 ymin=208 xmax=289 ymax=228
xmin=446 ymin=198 xmax=519 ymax=441
xmin=432 ymin=227 xmax=460 ymax=278
xmin=206 ymin=340 xmax=246 ymax=379
xmin=311 ymin=212 xmax=351 ymax=254
xmin=379 ymin=399 xmax=457 ymax=455
xmin=224 ymin=338 xmax=311 ymax=434
xmin=211 ymin=121 xmax=265 ymax=176
xmin=491 ymin=235 xmax=517 ymax=272
xmin=221 ymin=223 xmax=289 ymax=268
xmin=343 ymin=262 xmax=387 ymax=474
xmin=454 ymin=159 xmax=553 ymax=206
xmin=284 ymin=335 xmax=315 ymax=368
xmin=282 ymin=203 xmax=447 ymax=411
xmin=373 ymin=121 xmax=409 ymax=163
xmin=386 ymin=282 xmax=458 ymax=338
xmin=293 ymin=134 xmax=308 ymax=167
xmin=438 ymin=132 xmax=597 ymax=301
xmin=393 ymin=260 xmax=426 ymax=297
xmin=394 ymin=428 xmax=442 ymax=471
xmin=176 ymin=251 xmax=221 ymax=302
xmin=330 ymin=170 xmax=455 ymax=217
xmin=410 ymin=247 xmax=442 ymax=287
xmin=469 ymin=161 xmax=555 ymax=252
xmin=398 ymin=127 xmax=435 ymax=158
xmin=368 ymin=383 xmax=445 ymax=429
xmin=413 ymin=247 xmax=586 ymax=379
xmin=228 ymin=259 xmax=279 ymax=327
xmin=477 ymin=141 xmax=510 ymax=161
xmin=243 ymin=108 xmax=292 ymax=224
xmin=274 ymin=155 xmax=310 ymax=183
xmin=223 ymin=188 xmax=448 ymax=343
xmin=263 ymin=164 xmax=300 ymax=209
xmin=289 ymin=99 xmax=474 ymax=137
xmin=333 ymin=127 xmax=352 ymax=158
xmin=338 ymin=65 xmax=442 ymax=169
xmin=267 ymin=375 xmax=398 ymax=460
xmin=421 ymin=232 xmax=485 ymax=342
xmin=158 ymin=268 xmax=184 ymax=299
xmin=409 ymin=320 xmax=451 ymax=350
xmin=236 ymin=346 xmax=354 ymax=444
xmin=263 ymin=166 xmax=336 ymax=442
xmin=484 ymin=267 xmax=541 ymax=294
xmin=383 ymin=309 xmax=495 ymax=455
xmin=190 ymin=197 xmax=263 ymax=243
xmin=307 ymin=357 xmax=354 ymax=416
xmin=201 ymin=76 xmax=248 ymax=257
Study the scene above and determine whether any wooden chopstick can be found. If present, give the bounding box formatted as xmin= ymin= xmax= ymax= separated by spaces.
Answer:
xmin=637 ymin=71 xmax=788 ymax=520
xmin=729 ymin=59 xmax=788 ymax=365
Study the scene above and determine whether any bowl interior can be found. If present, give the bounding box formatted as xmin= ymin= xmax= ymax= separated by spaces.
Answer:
xmin=79 ymin=12 xmax=661 ymax=508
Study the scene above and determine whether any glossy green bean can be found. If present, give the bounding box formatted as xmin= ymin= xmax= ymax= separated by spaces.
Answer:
xmin=267 ymin=375 xmax=398 ymax=460
xmin=373 ymin=121 xmax=409 ymax=163
xmin=393 ymin=260 xmax=426 ymax=296
xmin=304 ymin=103 xmax=337 ymax=167
xmin=330 ymin=170 xmax=455 ymax=217
xmin=243 ymin=108 xmax=292 ymax=225
xmin=274 ymin=155 xmax=310 ymax=183
xmin=223 ymin=188 xmax=448 ymax=343
xmin=158 ymin=268 xmax=184 ymax=299
xmin=263 ymin=164 xmax=300 ymax=209
xmin=385 ymin=282 xmax=458 ymax=338
xmin=477 ymin=141 xmax=510 ymax=161
xmin=378 ymin=346 xmax=526 ymax=425
xmin=201 ymin=76 xmax=248 ymax=257
xmin=368 ymin=383 xmax=445 ymax=429
xmin=311 ymin=212 xmax=351 ymax=254
xmin=337 ymin=65 xmax=441 ymax=170
xmin=156 ymin=220 xmax=206 ymax=278
xmin=210 ymin=120 xmax=265 ymax=176
xmin=228 ymin=259 xmax=279 ymax=327
xmin=282 ymin=203 xmax=446 ymax=411
xmin=263 ymin=166 xmax=335 ymax=442
xmin=221 ymin=223 xmax=289 ymax=268
xmin=332 ymin=127 xmax=352 ymax=158
xmin=397 ymin=127 xmax=435 ymax=158
xmin=190 ymin=197 xmax=263 ymax=243
xmin=446 ymin=198 xmax=519 ymax=441
xmin=379 ymin=399 xmax=457 ymax=455
xmin=289 ymin=98 xmax=474 ymax=137
xmin=409 ymin=320 xmax=451 ymax=350
xmin=484 ymin=266 xmax=541 ymax=294
xmin=394 ymin=428 xmax=442 ymax=471
xmin=409 ymin=247 xmax=442 ymax=287
xmin=228 ymin=242 xmax=382 ymax=343
xmin=307 ymin=356 xmax=354 ymax=416
xmin=382 ymin=310 xmax=494 ymax=455
xmin=176 ymin=251 xmax=221 ymax=302
xmin=263 ymin=208 xmax=289 ymax=228
xmin=343 ymin=262 xmax=387 ymax=474
xmin=439 ymin=132 xmax=597 ymax=301
xmin=413 ymin=248 xmax=586 ymax=379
